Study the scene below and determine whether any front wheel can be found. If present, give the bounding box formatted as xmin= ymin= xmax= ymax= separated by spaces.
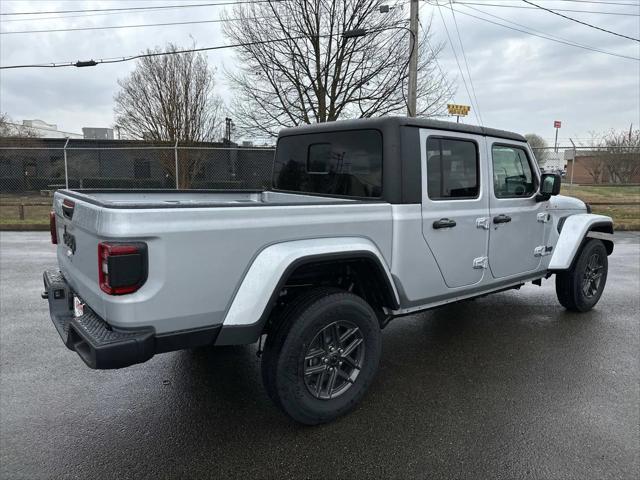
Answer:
xmin=261 ymin=288 xmax=382 ymax=425
xmin=556 ymin=239 xmax=608 ymax=312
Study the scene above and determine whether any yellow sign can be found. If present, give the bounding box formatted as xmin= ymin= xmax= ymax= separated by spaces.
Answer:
xmin=447 ymin=104 xmax=471 ymax=116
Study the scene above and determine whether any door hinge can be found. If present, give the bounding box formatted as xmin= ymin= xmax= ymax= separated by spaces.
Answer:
xmin=475 ymin=217 xmax=490 ymax=230
xmin=473 ymin=256 xmax=488 ymax=269
xmin=537 ymin=212 xmax=551 ymax=223
xmin=534 ymin=245 xmax=553 ymax=257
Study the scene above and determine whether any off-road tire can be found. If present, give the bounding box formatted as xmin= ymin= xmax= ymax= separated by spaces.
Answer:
xmin=261 ymin=288 xmax=382 ymax=425
xmin=556 ymin=239 xmax=608 ymax=312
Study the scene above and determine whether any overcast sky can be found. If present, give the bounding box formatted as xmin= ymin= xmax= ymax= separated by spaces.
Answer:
xmin=1 ymin=0 xmax=639 ymax=145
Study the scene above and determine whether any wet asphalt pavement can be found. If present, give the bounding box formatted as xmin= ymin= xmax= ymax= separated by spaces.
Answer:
xmin=1 ymin=231 xmax=638 ymax=479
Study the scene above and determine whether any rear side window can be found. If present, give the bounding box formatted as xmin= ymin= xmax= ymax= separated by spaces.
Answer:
xmin=492 ymin=145 xmax=536 ymax=198
xmin=273 ymin=129 xmax=382 ymax=198
xmin=426 ymin=137 xmax=479 ymax=200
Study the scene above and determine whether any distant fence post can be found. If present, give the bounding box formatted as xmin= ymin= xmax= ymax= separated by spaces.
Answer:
xmin=569 ymin=138 xmax=576 ymax=186
xmin=63 ymin=137 xmax=70 ymax=189
xmin=174 ymin=140 xmax=179 ymax=189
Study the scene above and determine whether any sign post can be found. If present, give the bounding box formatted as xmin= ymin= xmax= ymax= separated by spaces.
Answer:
xmin=448 ymin=104 xmax=471 ymax=123
xmin=553 ymin=120 xmax=561 ymax=153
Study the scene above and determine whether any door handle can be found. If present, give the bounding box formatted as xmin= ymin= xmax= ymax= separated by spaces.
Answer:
xmin=433 ymin=218 xmax=457 ymax=229
xmin=493 ymin=214 xmax=512 ymax=224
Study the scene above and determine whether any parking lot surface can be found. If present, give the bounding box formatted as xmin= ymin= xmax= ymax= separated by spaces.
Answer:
xmin=1 ymin=231 xmax=638 ymax=479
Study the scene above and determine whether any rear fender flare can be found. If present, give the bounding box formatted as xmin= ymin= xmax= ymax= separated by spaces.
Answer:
xmin=221 ymin=237 xmax=399 ymax=328
xmin=548 ymin=214 xmax=614 ymax=270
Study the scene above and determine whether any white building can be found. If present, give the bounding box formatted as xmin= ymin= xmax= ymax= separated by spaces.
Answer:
xmin=19 ymin=119 xmax=83 ymax=139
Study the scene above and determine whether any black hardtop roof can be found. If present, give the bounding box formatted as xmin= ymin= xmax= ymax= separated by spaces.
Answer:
xmin=278 ymin=116 xmax=526 ymax=142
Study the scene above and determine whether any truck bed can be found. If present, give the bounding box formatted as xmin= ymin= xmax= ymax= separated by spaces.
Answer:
xmin=62 ymin=189 xmax=367 ymax=209
xmin=51 ymin=188 xmax=393 ymax=336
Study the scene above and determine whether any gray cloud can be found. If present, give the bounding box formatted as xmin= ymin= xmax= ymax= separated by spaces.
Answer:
xmin=1 ymin=0 xmax=639 ymax=144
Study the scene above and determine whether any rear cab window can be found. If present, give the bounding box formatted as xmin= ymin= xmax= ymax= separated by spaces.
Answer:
xmin=273 ymin=129 xmax=382 ymax=198
xmin=491 ymin=144 xmax=537 ymax=198
xmin=426 ymin=137 xmax=479 ymax=200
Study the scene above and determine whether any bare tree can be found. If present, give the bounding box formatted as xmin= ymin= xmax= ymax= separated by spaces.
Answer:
xmin=525 ymin=133 xmax=549 ymax=167
xmin=0 ymin=112 xmax=38 ymax=138
xmin=578 ymin=128 xmax=640 ymax=184
xmin=579 ymin=157 xmax=606 ymax=184
xmin=114 ymin=44 xmax=223 ymax=188
xmin=600 ymin=128 xmax=640 ymax=184
xmin=222 ymin=0 xmax=454 ymax=137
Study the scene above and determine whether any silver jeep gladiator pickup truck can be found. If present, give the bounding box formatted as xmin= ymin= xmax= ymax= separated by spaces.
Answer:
xmin=43 ymin=117 xmax=613 ymax=424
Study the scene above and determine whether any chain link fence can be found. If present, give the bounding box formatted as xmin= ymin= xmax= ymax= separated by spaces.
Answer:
xmin=529 ymin=146 xmax=639 ymax=185
xmin=1 ymin=141 xmax=638 ymax=197
xmin=0 ymin=139 xmax=275 ymax=195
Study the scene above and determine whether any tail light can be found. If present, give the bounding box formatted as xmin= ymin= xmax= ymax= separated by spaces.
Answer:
xmin=49 ymin=211 xmax=58 ymax=244
xmin=61 ymin=199 xmax=75 ymax=219
xmin=98 ymin=242 xmax=148 ymax=295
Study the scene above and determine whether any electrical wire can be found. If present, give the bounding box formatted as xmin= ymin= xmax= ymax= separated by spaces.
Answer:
xmin=452 ymin=2 xmax=640 ymax=16
xmin=1 ymin=16 xmax=272 ymax=35
xmin=457 ymin=3 xmax=638 ymax=60
xmin=435 ymin=2 xmax=483 ymax=125
xmin=522 ymin=0 xmax=640 ymax=42
xmin=0 ymin=36 xmax=320 ymax=69
xmin=447 ymin=3 xmax=483 ymax=126
xmin=0 ymin=24 xmax=408 ymax=70
xmin=439 ymin=4 xmax=639 ymax=61
xmin=1 ymin=7 xmax=221 ymax=23
xmin=556 ymin=0 xmax=639 ymax=6
xmin=0 ymin=0 xmax=285 ymax=16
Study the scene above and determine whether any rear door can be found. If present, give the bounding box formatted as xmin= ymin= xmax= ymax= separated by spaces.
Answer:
xmin=487 ymin=140 xmax=546 ymax=278
xmin=420 ymin=130 xmax=490 ymax=288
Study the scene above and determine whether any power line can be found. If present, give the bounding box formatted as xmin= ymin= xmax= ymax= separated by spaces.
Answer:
xmin=0 ymin=0 xmax=284 ymax=16
xmin=1 ymin=16 xmax=270 ymax=35
xmin=447 ymin=3 xmax=483 ymax=125
xmin=1 ymin=7 xmax=218 ymax=23
xmin=458 ymin=3 xmax=638 ymax=60
xmin=0 ymin=35 xmax=321 ymax=70
xmin=556 ymin=1 xmax=640 ymax=5
xmin=435 ymin=2 xmax=483 ymax=125
xmin=452 ymin=2 xmax=640 ymax=16
xmin=444 ymin=4 xmax=639 ymax=60
xmin=0 ymin=24 xmax=408 ymax=70
xmin=522 ymin=0 xmax=640 ymax=42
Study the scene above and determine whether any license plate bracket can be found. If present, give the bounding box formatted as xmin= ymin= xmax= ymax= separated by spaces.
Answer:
xmin=73 ymin=296 xmax=84 ymax=318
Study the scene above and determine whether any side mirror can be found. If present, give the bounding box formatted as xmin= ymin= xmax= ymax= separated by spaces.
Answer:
xmin=536 ymin=173 xmax=561 ymax=202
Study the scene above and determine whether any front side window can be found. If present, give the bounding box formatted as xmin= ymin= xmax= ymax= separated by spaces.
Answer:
xmin=273 ymin=129 xmax=382 ymax=198
xmin=426 ymin=137 xmax=479 ymax=200
xmin=492 ymin=145 xmax=536 ymax=198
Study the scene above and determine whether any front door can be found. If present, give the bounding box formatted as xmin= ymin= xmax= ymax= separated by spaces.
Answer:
xmin=420 ymin=130 xmax=490 ymax=288
xmin=487 ymin=140 xmax=547 ymax=279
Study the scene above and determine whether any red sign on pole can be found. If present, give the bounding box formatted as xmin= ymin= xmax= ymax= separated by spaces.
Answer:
xmin=554 ymin=120 xmax=562 ymax=128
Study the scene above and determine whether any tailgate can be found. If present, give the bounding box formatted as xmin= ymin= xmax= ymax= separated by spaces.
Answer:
xmin=52 ymin=191 xmax=106 ymax=315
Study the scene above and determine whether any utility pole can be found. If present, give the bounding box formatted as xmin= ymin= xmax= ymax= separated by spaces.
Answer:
xmin=407 ymin=0 xmax=419 ymax=117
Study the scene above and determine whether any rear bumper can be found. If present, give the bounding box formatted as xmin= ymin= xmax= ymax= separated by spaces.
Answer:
xmin=43 ymin=269 xmax=221 ymax=369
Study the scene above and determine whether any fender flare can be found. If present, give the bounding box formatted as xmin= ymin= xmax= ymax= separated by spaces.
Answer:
xmin=221 ymin=237 xmax=399 ymax=328
xmin=548 ymin=214 xmax=614 ymax=271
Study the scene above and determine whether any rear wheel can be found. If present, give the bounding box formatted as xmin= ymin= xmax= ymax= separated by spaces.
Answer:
xmin=261 ymin=288 xmax=382 ymax=425
xmin=556 ymin=239 xmax=608 ymax=312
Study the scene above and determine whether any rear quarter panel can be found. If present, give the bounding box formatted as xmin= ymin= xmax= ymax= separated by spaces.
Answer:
xmin=55 ymin=195 xmax=393 ymax=334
